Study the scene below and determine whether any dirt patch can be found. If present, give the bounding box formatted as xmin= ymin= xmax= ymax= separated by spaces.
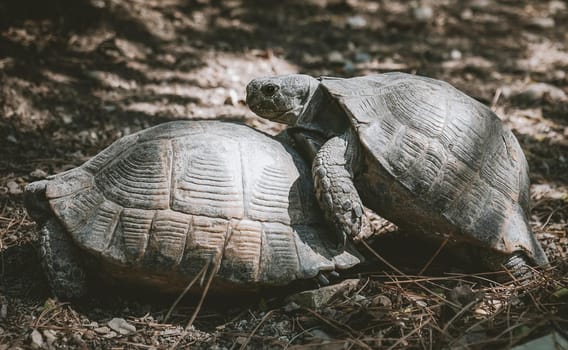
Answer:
xmin=1 ymin=0 xmax=566 ymax=348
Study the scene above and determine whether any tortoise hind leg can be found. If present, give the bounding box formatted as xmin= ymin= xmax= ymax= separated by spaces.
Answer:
xmin=37 ymin=219 xmax=88 ymax=299
xmin=503 ymin=252 xmax=532 ymax=279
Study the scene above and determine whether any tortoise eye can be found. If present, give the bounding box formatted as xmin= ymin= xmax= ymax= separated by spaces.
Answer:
xmin=261 ymin=84 xmax=279 ymax=96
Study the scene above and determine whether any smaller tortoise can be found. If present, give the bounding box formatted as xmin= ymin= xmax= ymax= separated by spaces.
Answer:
xmin=25 ymin=121 xmax=362 ymax=299
xmin=246 ymin=73 xmax=548 ymax=276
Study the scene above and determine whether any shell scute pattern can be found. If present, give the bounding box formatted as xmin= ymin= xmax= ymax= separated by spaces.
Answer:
xmin=96 ymin=140 xmax=172 ymax=210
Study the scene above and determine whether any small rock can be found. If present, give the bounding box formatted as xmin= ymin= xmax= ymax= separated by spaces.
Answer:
xmin=552 ymin=70 xmax=566 ymax=82
xmin=61 ymin=115 xmax=73 ymax=125
xmin=107 ymin=317 xmax=136 ymax=335
xmin=327 ymin=51 xmax=344 ymax=64
xmin=283 ymin=301 xmax=301 ymax=312
xmin=307 ymin=329 xmax=332 ymax=341
xmin=450 ymin=49 xmax=462 ymax=60
xmin=6 ymin=181 xmax=22 ymax=195
xmin=235 ymin=336 xmax=247 ymax=345
xmin=30 ymin=330 xmax=43 ymax=349
xmin=470 ymin=0 xmax=490 ymax=9
xmin=460 ymin=8 xmax=473 ymax=20
xmin=42 ymin=330 xmax=57 ymax=345
xmin=352 ymin=294 xmax=368 ymax=305
xmin=346 ymin=15 xmax=367 ymax=29
xmin=72 ymin=332 xmax=85 ymax=345
xmin=354 ymin=52 xmax=371 ymax=63
xmin=342 ymin=61 xmax=355 ymax=74
xmin=514 ymin=83 xmax=567 ymax=105
xmin=372 ymin=295 xmax=392 ymax=307
xmin=102 ymin=331 xmax=118 ymax=339
xmin=30 ymin=169 xmax=48 ymax=179
xmin=1 ymin=303 xmax=7 ymax=319
xmin=93 ymin=326 xmax=111 ymax=334
xmin=549 ymin=0 xmax=567 ymax=12
xmin=286 ymin=279 xmax=360 ymax=309
xmin=83 ymin=330 xmax=95 ymax=340
xmin=301 ymin=53 xmax=322 ymax=65
xmin=528 ymin=17 xmax=555 ymax=29
xmin=447 ymin=285 xmax=482 ymax=306
xmin=274 ymin=320 xmax=291 ymax=336
xmin=413 ymin=5 xmax=434 ymax=22
xmin=6 ymin=135 xmax=18 ymax=144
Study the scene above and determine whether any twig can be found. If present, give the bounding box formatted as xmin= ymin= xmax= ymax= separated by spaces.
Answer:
xmin=163 ymin=261 xmax=210 ymax=323
xmin=386 ymin=318 xmax=431 ymax=350
xmin=169 ymin=254 xmax=221 ymax=350
xmin=238 ymin=309 xmax=275 ymax=350
xmin=442 ymin=299 xmax=479 ymax=333
xmin=418 ymin=238 xmax=448 ymax=275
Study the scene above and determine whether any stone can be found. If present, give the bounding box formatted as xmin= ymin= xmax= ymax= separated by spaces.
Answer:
xmin=7 ymin=181 xmax=22 ymax=195
xmin=327 ymin=51 xmax=344 ymax=64
xmin=346 ymin=15 xmax=367 ymax=29
xmin=286 ymin=279 xmax=360 ymax=309
xmin=107 ymin=317 xmax=136 ymax=335
xmin=30 ymin=169 xmax=48 ymax=179
xmin=514 ymin=83 xmax=567 ymax=105
xmin=30 ymin=330 xmax=43 ymax=349
xmin=413 ymin=5 xmax=434 ymax=22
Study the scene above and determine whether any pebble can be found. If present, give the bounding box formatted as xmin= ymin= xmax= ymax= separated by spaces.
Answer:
xmin=528 ymin=17 xmax=555 ymax=29
xmin=30 ymin=330 xmax=43 ymax=349
xmin=283 ymin=301 xmax=301 ymax=312
xmin=61 ymin=115 xmax=73 ymax=125
xmin=549 ymin=0 xmax=567 ymax=12
xmin=327 ymin=51 xmax=344 ymax=64
xmin=514 ymin=83 xmax=567 ymax=105
xmin=6 ymin=135 xmax=18 ymax=144
xmin=94 ymin=326 xmax=111 ymax=334
xmin=413 ymin=5 xmax=434 ymax=22
xmin=342 ymin=61 xmax=355 ymax=74
xmin=354 ymin=52 xmax=371 ymax=63
xmin=286 ymin=279 xmax=360 ymax=309
xmin=6 ymin=181 xmax=22 ymax=195
xmin=307 ymin=329 xmax=332 ymax=341
xmin=372 ymin=295 xmax=392 ymax=307
xmin=108 ymin=317 xmax=137 ymax=335
xmin=30 ymin=169 xmax=48 ymax=179
xmin=1 ymin=303 xmax=7 ymax=319
xmin=450 ymin=49 xmax=462 ymax=60
xmin=102 ymin=331 xmax=118 ymax=339
xmin=346 ymin=15 xmax=367 ymax=29
xmin=42 ymin=330 xmax=57 ymax=345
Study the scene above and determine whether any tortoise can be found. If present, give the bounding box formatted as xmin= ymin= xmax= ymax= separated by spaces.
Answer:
xmin=24 ymin=120 xmax=362 ymax=299
xmin=246 ymin=72 xmax=549 ymax=275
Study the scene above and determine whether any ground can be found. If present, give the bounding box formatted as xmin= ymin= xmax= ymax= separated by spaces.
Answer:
xmin=0 ymin=0 xmax=567 ymax=349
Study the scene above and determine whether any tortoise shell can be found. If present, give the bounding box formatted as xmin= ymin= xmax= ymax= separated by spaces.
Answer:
xmin=320 ymin=73 xmax=547 ymax=265
xmin=42 ymin=121 xmax=360 ymax=291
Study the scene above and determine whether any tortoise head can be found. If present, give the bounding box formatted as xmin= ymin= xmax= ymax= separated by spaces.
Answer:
xmin=246 ymin=74 xmax=320 ymax=125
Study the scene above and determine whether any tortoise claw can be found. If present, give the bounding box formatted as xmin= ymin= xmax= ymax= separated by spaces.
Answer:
xmin=317 ymin=272 xmax=330 ymax=286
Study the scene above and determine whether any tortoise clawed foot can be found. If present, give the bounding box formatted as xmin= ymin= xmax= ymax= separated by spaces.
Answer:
xmin=315 ymin=270 xmax=341 ymax=287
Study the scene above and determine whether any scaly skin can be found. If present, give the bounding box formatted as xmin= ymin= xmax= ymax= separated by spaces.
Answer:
xmin=312 ymin=130 xmax=369 ymax=245
xmin=38 ymin=219 xmax=88 ymax=299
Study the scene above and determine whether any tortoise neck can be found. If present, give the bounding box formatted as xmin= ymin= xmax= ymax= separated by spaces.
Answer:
xmin=296 ymin=85 xmax=348 ymax=138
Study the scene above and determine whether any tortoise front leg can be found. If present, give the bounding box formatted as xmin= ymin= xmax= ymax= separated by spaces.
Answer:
xmin=38 ymin=219 xmax=88 ymax=299
xmin=312 ymin=129 xmax=369 ymax=245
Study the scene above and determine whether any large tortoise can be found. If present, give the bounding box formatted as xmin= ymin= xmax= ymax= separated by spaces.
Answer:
xmin=24 ymin=121 xmax=362 ymax=299
xmin=246 ymin=72 xmax=549 ymax=275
